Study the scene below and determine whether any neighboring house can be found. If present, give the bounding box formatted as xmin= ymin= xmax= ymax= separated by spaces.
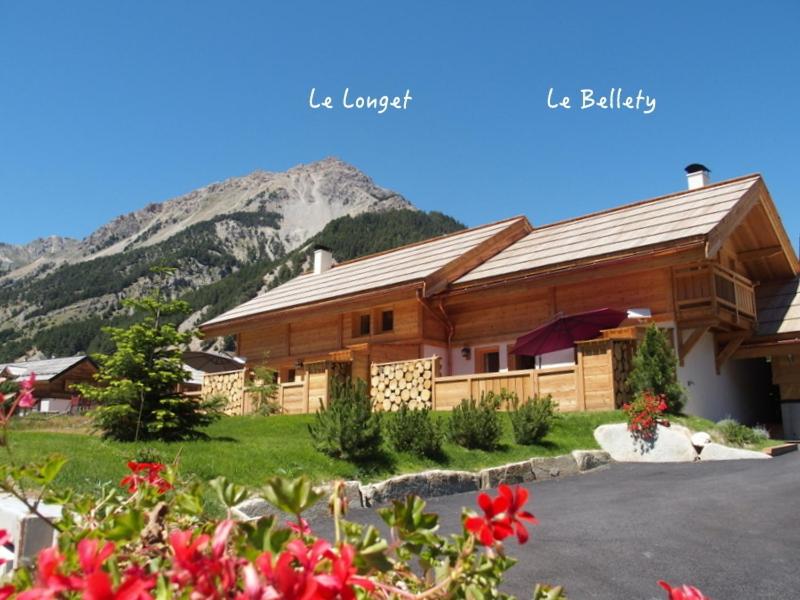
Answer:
xmin=200 ymin=166 xmax=800 ymax=435
xmin=0 ymin=356 xmax=98 ymax=414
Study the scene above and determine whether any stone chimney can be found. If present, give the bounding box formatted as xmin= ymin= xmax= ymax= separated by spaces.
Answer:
xmin=313 ymin=245 xmax=333 ymax=274
xmin=685 ymin=163 xmax=711 ymax=190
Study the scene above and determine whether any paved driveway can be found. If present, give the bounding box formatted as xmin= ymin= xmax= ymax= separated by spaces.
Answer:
xmin=315 ymin=453 xmax=799 ymax=599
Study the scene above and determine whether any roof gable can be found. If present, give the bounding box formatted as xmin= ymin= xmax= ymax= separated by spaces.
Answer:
xmin=455 ymin=175 xmax=763 ymax=285
xmin=201 ymin=216 xmax=530 ymax=330
xmin=1 ymin=356 xmax=93 ymax=382
xmin=756 ymin=278 xmax=800 ymax=338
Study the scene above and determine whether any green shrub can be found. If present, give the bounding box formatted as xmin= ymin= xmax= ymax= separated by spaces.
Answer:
xmin=509 ymin=394 xmax=559 ymax=444
xmin=384 ymin=405 xmax=445 ymax=458
xmin=449 ymin=392 xmax=502 ymax=450
xmin=307 ymin=378 xmax=382 ymax=460
xmin=245 ymin=365 xmax=281 ymax=416
xmin=627 ymin=324 xmax=686 ymax=413
xmin=716 ymin=418 xmax=769 ymax=447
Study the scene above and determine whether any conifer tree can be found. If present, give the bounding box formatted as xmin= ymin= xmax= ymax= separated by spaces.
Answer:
xmin=78 ymin=267 xmax=221 ymax=441
xmin=626 ymin=324 xmax=686 ymax=413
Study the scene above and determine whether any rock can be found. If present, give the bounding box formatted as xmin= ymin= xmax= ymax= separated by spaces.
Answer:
xmin=571 ymin=450 xmax=612 ymax=471
xmin=530 ymin=455 xmax=580 ymax=479
xmin=479 ymin=460 xmax=535 ymax=489
xmin=232 ymin=479 xmax=364 ymax=523
xmin=699 ymin=442 xmax=770 ymax=461
xmin=232 ymin=497 xmax=276 ymax=522
xmin=691 ymin=432 xmax=712 ymax=448
xmin=360 ymin=470 xmax=479 ymax=506
xmin=594 ymin=423 xmax=699 ymax=463
xmin=312 ymin=480 xmax=363 ymax=510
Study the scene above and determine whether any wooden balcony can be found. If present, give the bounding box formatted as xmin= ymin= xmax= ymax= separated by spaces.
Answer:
xmin=673 ymin=263 xmax=757 ymax=330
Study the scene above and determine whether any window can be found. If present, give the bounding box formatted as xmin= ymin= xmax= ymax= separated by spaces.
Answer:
xmin=359 ymin=314 xmax=371 ymax=336
xmin=286 ymin=369 xmax=296 ymax=383
xmin=381 ymin=310 xmax=394 ymax=332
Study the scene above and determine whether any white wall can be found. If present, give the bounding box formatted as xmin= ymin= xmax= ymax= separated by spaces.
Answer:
xmin=422 ymin=344 xmax=449 ymax=376
xmin=674 ymin=327 xmax=767 ymax=423
xmin=38 ymin=398 xmax=72 ymax=414
xmin=447 ymin=341 xmax=576 ymax=376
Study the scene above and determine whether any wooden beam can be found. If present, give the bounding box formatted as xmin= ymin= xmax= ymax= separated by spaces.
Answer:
xmin=715 ymin=332 xmax=749 ymax=374
xmin=738 ymin=245 xmax=783 ymax=262
xmin=706 ymin=183 xmax=761 ymax=259
xmin=678 ymin=325 xmax=710 ymax=366
xmin=423 ymin=217 xmax=532 ymax=297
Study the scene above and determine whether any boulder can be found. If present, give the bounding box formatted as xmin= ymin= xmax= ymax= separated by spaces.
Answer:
xmin=691 ymin=431 xmax=712 ymax=448
xmin=594 ymin=423 xmax=698 ymax=463
xmin=699 ymin=442 xmax=769 ymax=461
xmin=360 ymin=470 xmax=479 ymax=506
xmin=479 ymin=460 xmax=535 ymax=489
xmin=572 ymin=450 xmax=612 ymax=471
xmin=530 ymin=454 xmax=580 ymax=479
xmin=232 ymin=480 xmax=364 ymax=523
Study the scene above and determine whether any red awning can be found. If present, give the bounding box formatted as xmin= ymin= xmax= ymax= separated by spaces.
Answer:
xmin=511 ymin=308 xmax=628 ymax=356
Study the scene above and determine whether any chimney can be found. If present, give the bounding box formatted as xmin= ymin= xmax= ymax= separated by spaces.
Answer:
xmin=685 ymin=163 xmax=711 ymax=190
xmin=313 ymin=245 xmax=332 ymax=274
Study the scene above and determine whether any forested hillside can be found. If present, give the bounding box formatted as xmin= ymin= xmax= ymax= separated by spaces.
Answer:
xmin=0 ymin=210 xmax=464 ymax=361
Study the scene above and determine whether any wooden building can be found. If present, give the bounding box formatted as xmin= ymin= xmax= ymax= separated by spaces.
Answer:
xmin=1 ymin=356 xmax=98 ymax=414
xmin=200 ymin=167 xmax=800 ymax=434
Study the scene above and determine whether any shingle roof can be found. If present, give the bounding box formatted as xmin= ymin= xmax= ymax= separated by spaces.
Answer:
xmin=202 ymin=217 xmax=524 ymax=327
xmin=756 ymin=278 xmax=800 ymax=337
xmin=0 ymin=356 xmax=90 ymax=381
xmin=455 ymin=175 xmax=761 ymax=284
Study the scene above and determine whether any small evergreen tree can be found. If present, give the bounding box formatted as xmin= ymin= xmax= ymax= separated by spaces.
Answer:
xmin=77 ymin=267 xmax=221 ymax=441
xmin=626 ymin=325 xmax=686 ymax=413
xmin=307 ymin=378 xmax=382 ymax=460
xmin=245 ymin=363 xmax=280 ymax=415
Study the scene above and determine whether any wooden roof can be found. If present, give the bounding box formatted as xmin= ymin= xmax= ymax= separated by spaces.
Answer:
xmin=456 ymin=175 xmax=764 ymax=285
xmin=202 ymin=217 xmax=529 ymax=329
xmin=0 ymin=355 xmax=94 ymax=382
xmin=756 ymin=278 xmax=800 ymax=337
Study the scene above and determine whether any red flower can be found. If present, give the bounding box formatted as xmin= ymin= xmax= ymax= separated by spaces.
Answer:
xmin=16 ymin=547 xmax=76 ymax=599
xmin=120 ymin=462 xmax=172 ymax=495
xmin=465 ymin=485 xmax=538 ymax=546
xmin=316 ymin=543 xmax=374 ymax=600
xmin=497 ymin=484 xmax=539 ymax=543
xmin=0 ymin=529 xmax=9 ymax=566
xmin=0 ymin=585 xmax=14 ymax=600
xmin=78 ymin=538 xmax=115 ymax=574
xmin=658 ymin=580 xmax=710 ymax=599
xmin=465 ymin=490 xmax=513 ymax=546
xmin=83 ymin=568 xmax=155 ymax=600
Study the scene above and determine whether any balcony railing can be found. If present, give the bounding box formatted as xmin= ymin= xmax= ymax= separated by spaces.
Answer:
xmin=674 ymin=263 xmax=757 ymax=327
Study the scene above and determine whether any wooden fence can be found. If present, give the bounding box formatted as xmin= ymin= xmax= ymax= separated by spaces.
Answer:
xmin=205 ymin=337 xmax=632 ymax=415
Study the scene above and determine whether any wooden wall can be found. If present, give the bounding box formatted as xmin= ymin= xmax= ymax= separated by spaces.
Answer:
xmin=40 ymin=360 xmax=98 ymax=399
xmin=444 ymin=267 xmax=674 ymax=346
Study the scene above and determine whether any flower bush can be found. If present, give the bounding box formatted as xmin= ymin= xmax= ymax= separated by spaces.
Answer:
xmin=622 ymin=391 xmax=669 ymax=443
xmin=0 ymin=373 xmax=709 ymax=599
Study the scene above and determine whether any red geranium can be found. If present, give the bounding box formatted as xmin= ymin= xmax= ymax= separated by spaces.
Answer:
xmin=120 ymin=462 xmax=172 ymax=495
xmin=658 ymin=580 xmax=710 ymax=599
xmin=465 ymin=484 xmax=538 ymax=546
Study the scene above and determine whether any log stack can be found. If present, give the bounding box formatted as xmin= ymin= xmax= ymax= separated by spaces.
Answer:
xmin=612 ymin=340 xmax=637 ymax=408
xmin=202 ymin=370 xmax=246 ymax=415
xmin=369 ymin=357 xmax=438 ymax=411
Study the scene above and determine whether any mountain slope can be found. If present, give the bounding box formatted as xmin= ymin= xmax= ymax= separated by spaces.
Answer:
xmin=0 ymin=210 xmax=465 ymax=360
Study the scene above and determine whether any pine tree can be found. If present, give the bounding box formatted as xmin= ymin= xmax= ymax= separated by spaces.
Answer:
xmin=626 ymin=325 xmax=686 ymax=413
xmin=77 ymin=267 xmax=221 ymax=441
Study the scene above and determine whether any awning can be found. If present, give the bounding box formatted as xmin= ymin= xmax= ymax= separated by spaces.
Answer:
xmin=511 ymin=308 xmax=628 ymax=356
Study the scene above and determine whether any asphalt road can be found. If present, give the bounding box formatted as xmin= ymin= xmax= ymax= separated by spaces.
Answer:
xmin=314 ymin=452 xmax=800 ymax=599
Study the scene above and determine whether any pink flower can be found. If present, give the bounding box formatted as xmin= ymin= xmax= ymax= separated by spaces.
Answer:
xmin=0 ymin=529 xmax=10 ymax=566
xmin=658 ymin=580 xmax=710 ymax=600
xmin=287 ymin=517 xmax=312 ymax=536
xmin=18 ymin=373 xmax=37 ymax=409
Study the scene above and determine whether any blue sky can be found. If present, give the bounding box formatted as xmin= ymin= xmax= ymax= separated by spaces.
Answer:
xmin=1 ymin=1 xmax=798 ymax=249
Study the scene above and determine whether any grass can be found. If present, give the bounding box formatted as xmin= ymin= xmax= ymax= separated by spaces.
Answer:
xmin=6 ymin=410 xmax=625 ymax=494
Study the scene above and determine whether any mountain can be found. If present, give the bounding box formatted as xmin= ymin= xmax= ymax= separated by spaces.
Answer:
xmin=0 ymin=159 xmax=465 ymax=361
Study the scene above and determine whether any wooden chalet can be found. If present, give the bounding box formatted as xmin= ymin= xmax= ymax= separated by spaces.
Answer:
xmin=200 ymin=167 xmax=800 ymax=436
xmin=0 ymin=356 xmax=98 ymax=414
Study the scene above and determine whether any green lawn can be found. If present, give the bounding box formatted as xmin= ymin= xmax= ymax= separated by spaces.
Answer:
xmin=6 ymin=411 xmax=626 ymax=494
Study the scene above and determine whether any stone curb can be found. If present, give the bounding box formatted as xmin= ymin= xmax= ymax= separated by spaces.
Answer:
xmin=232 ymin=450 xmax=612 ymax=519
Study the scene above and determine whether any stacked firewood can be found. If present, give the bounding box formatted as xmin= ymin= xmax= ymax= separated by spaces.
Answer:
xmin=369 ymin=358 xmax=437 ymax=411
xmin=612 ymin=340 xmax=636 ymax=408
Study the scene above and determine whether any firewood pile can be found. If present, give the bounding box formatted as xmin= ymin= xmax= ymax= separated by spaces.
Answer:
xmin=369 ymin=358 xmax=439 ymax=411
